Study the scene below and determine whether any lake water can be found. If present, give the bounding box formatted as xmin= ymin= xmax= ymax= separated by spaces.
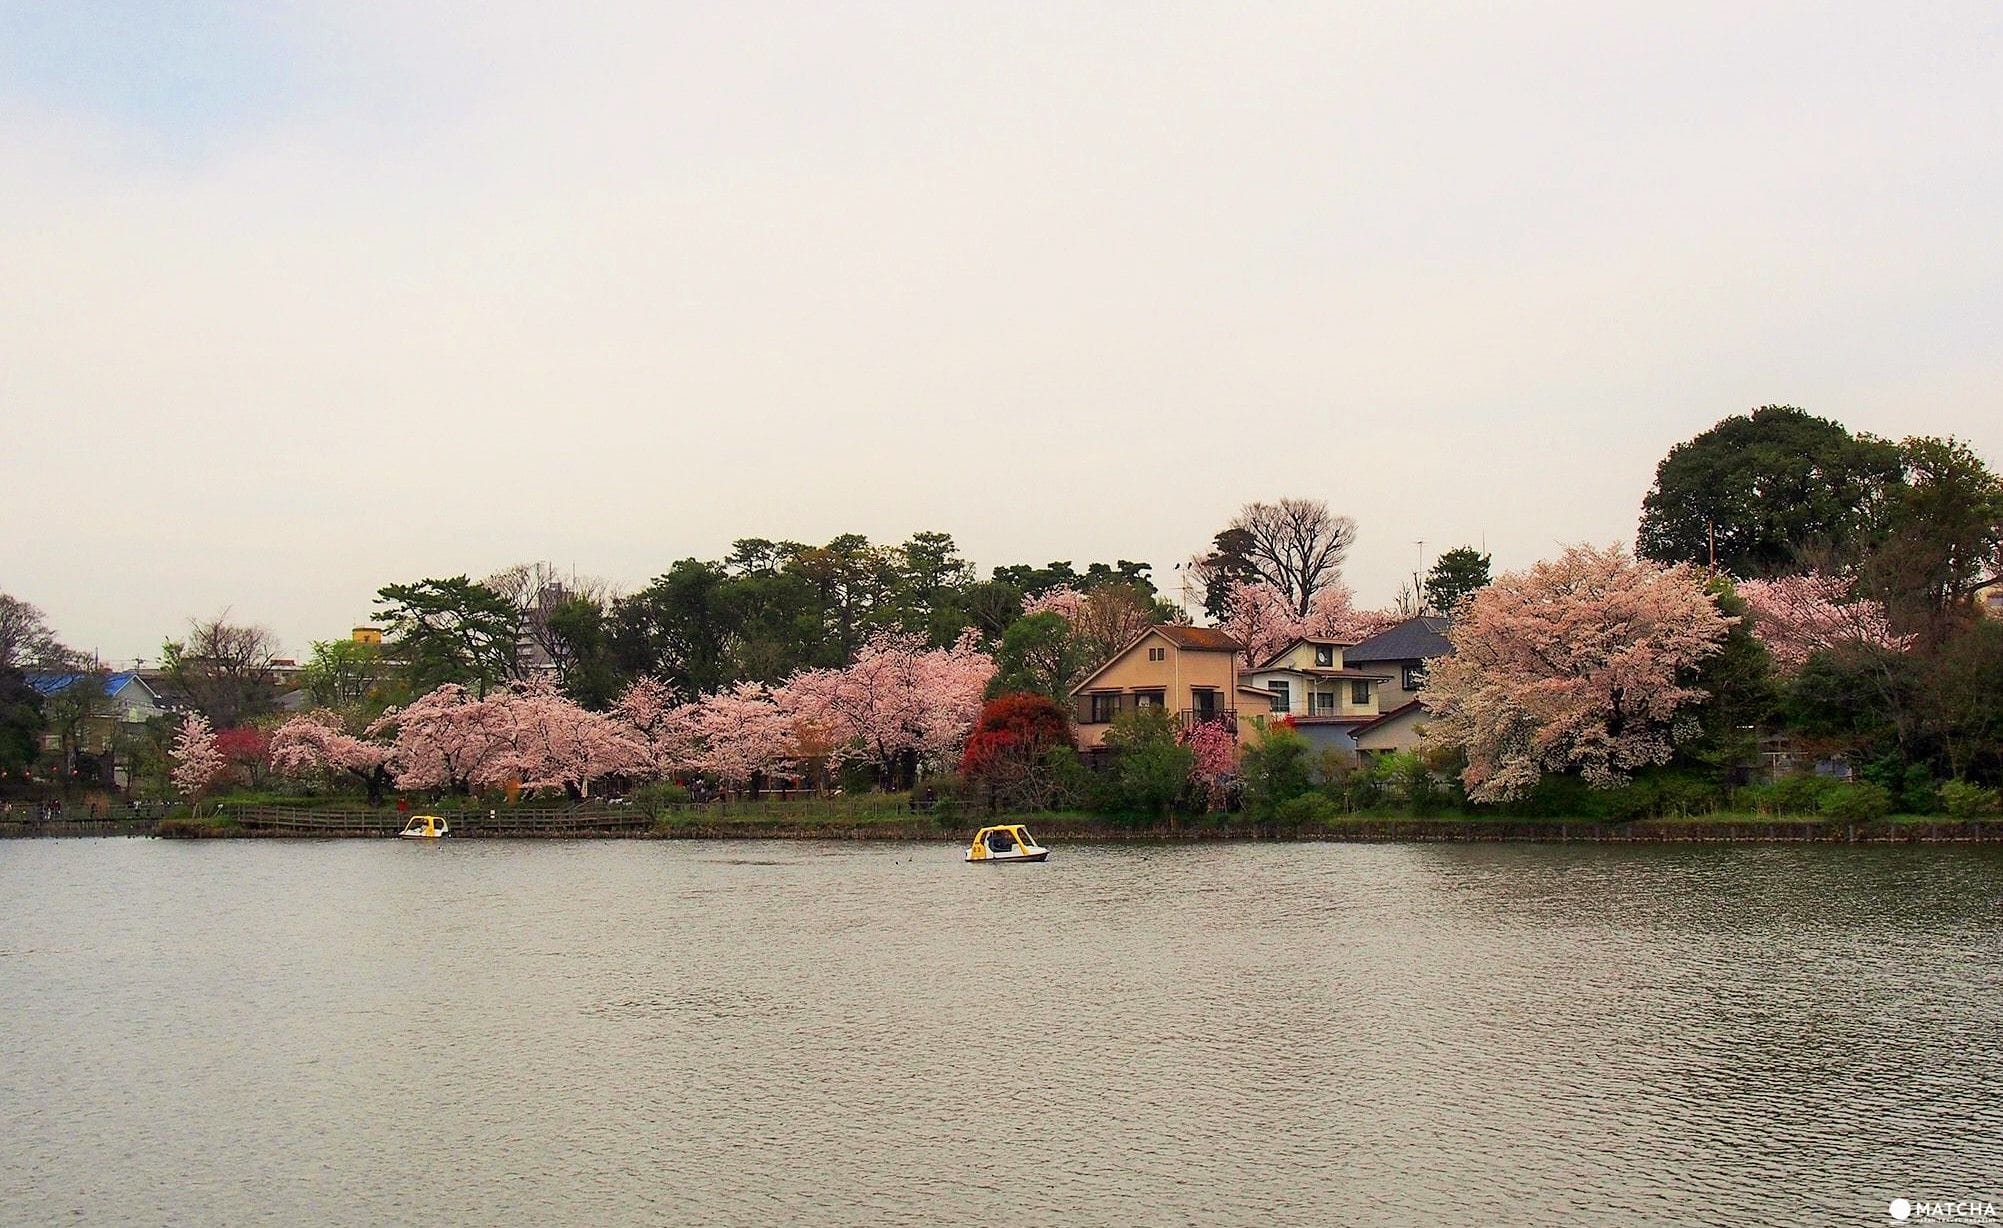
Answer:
xmin=1 ymin=839 xmax=1998 ymax=1226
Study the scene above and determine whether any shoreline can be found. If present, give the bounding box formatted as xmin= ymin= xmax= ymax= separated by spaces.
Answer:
xmin=6 ymin=813 xmax=2000 ymax=844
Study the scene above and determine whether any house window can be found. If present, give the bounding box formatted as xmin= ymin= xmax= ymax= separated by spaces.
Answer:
xmin=1148 ymin=646 xmax=1166 ymax=662
xmin=1351 ymin=680 xmax=1371 ymax=705
xmin=1088 ymin=693 xmax=1121 ymax=723
xmin=1267 ymin=680 xmax=1291 ymax=713
xmin=1134 ymin=690 xmax=1165 ymax=709
xmin=1403 ymin=664 xmax=1426 ymax=691
xmin=1311 ymin=691 xmax=1335 ymax=714
xmin=1191 ymin=688 xmax=1219 ymax=717
xmin=1314 ymin=645 xmax=1335 ymax=667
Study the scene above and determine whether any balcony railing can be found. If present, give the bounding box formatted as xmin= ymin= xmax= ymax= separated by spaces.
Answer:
xmin=1179 ymin=707 xmax=1237 ymax=734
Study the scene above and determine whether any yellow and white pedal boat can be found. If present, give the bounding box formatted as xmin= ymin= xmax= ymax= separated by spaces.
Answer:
xmin=965 ymin=824 xmax=1048 ymax=864
xmin=398 ymin=814 xmax=451 ymax=839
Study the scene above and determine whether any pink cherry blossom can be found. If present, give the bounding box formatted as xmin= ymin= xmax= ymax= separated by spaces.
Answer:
xmin=1736 ymin=572 xmax=1913 ymax=672
xmin=1219 ymin=580 xmax=1302 ymax=666
xmin=1182 ymin=719 xmax=1238 ymax=809
xmin=613 ymin=675 xmax=702 ymax=779
xmin=1420 ymin=544 xmax=1732 ymax=802
xmin=492 ymin=687 xmax=643 ymax=798
xmin=692 ymin=682 xmax=798 ymax=786
xmin=780 ymin=630 xmax=995 ymax=778
xmin=367 ymin=684 xmax=514 ymax=792
xmin=271 ymin=711 xmax=396 ymax=803
xmin=1022 ymin=587 xmax=1088 ymax=623
xmin=170 ymin=712 xmax=226 ymax=800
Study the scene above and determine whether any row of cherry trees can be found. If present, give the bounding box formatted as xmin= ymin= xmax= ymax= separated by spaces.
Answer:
xmin=240 ymin=631 xmax=993 ymax=801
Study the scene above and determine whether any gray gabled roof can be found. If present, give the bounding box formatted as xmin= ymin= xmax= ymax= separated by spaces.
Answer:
xmin=1341 ymin=616 xmax=1453 ymax=663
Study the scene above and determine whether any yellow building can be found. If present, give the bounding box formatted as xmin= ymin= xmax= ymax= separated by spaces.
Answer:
xmin=351 ymin=626 xmax=385 ymax=646
xmin=1068 ymin=626 xmax=1245 ymax=751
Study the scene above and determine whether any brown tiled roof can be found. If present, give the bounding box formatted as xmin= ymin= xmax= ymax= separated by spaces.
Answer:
xmin=1066 ymin=624 xmax=1246 ymax=695
xmin=1151 ymin=626 xmax=1243 ymax=652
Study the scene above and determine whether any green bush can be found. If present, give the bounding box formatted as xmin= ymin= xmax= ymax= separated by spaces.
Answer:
xmin=1899 ymin=764 xmax=1940 ymax=815
xmin=1242 ymin=727 xmax=1315 ymax=822
xmin=1820 ymin=781 xmax=1892 ymax=823
xmin=1340 ymin=770 xmax=1382 ymax=813
xmin=1939 ymin=780 xmax=2001 ymax=819
xmin=1272 ymin=792 xmax=1339 ymax=830
xmin=1364 ymin=750 xmax=1444 ymax=816
xmin=1771 ymin=773 xmax=1836 ymax=815
xmin=631 ymin=780 xmax=692 ymax=815
xmin=1099 ymin=707 xmax=1196 ymax=819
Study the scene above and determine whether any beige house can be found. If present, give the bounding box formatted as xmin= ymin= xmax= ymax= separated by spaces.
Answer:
xmin=1977 ymin=575 xmax=2002 ymax=620
xmin=1351 ymin=701 xmax=1432 ymax=755
xmin=1069 ymin=626 xmax=1245 ymax=751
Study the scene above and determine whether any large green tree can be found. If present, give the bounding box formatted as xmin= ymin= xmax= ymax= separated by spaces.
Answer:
xmin=544 ymin=596 xmax=623 ymax=708
xmin=300 ymin=638 xmax=387 ymax=710
xmin=610 ymin=560 xmax=735 ymax=697
xmin=374 ymin=576 xmax=522 ymax=696
xmin=1423 ymin=547 xmax=1492 ymax=615
xmin=1677 ymin=578 xmax=1778 ymax=781
xmin=1637 ymin=406 xmax=1903 ymax=577
xmin=0 ymin=667 xmax=43 ymax=784
xmin=987 ymin=612 xmax=1090 ymax=702
xmin=1189 ymin=528 xmax=1262 ymax=621
xmin=1861 ymin=436 xmax=2003 ymax=640
xmin=881 ymin=531 xmax=978 ymax=646
xmin=991 ymin=559 xmax=1157 ymax=599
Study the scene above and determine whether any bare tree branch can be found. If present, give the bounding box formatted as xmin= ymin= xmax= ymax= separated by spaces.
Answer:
xmin=1228 ymin=498 xmax=1359 ymax=616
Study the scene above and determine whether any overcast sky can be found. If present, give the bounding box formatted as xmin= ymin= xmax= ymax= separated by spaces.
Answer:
xmin=4 ymin=2 xmax=2000 ymax=663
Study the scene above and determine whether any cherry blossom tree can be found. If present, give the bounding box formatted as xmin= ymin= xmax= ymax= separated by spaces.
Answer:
xmin=367 ymin=684 xmax=513 ymax=793
xmin=1021 ymin=587 xmax=1088 ymax=624
xmin=613 ymin=675 xmax=701 ymax=780
xmin=1182 ymin=720 xmax=1238 ymax=810
xmin=1419 ymin=544 xmax=1733 ymax=802
xmin=270 ymin=711 xmax=395 ymax=804
xmin=781 ymin=630 xmax=994 ymax=786
xmin=1219 ymin=580 xmax=1303 ymax=666
xmin=1736 ymin=572 xmax=1914 ymax=672
xmin=494 ymin=688 xmax=642 ymax=798
xmin=692 ymin=682 xmax=798 ymax=789
xmin=170 ymin=712 xmax=226 ymax=804
xmin=1299 ymin=585 xmax=1404 ymax=645
xmin=1024 ymin=584 xmax=1173 ymax=665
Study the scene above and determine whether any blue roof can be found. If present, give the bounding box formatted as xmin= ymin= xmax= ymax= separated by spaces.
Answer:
xmin=26 ymin=671 xmax=144 ymax=698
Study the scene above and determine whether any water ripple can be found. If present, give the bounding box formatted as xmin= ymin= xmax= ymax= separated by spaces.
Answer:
xmin=0 ymin=839 xmax=1998 ymax=1225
